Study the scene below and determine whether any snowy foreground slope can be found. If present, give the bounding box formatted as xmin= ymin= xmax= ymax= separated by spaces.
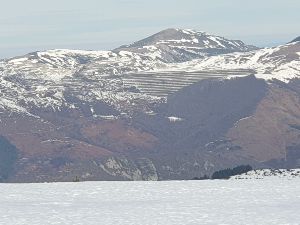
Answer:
xmin=1 ymin=180 xmax=300 ymax=225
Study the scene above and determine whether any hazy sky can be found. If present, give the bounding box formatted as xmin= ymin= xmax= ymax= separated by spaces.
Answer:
xmin=0 ymin=0 xmax=299 ymax=58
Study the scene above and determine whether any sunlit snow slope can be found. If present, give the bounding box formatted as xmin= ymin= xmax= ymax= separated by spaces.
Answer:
xmin=164 ymin=41 xmax=300 ymax=82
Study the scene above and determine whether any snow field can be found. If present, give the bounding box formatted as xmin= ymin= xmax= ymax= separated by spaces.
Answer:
xmin=0 ymin=180 xmax=299 ymax=225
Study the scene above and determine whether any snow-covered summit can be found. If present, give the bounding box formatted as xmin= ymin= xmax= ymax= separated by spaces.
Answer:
xmin=0 ymin=28 xmax=259 ymax=81
xmin=115 ymin=28 xmax=257 ymax=63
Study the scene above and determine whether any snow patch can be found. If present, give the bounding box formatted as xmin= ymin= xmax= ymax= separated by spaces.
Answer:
xmin=231 ymin=169 xmax=300 ymax=179
xmin=167 ymin=116 xmax=183 ymax=122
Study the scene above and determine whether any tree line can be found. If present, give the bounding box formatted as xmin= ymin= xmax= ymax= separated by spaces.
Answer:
xmin=192 ymin=165 xmax=253 ymax=180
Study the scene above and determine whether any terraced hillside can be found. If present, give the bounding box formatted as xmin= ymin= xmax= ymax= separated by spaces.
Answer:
xmin=168 ymin=40 xmax=300 ymax=82
xmin=123 ymin=69 xmax=254 ymax=97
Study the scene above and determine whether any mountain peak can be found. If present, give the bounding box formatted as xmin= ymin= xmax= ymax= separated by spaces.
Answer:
xmin=117 ymin=28 xmax=210 ymax=49
xmin=115 ymin=28 xmax=257 ymax=63
xmin=156 ymin=28 xmax=206 ymax=35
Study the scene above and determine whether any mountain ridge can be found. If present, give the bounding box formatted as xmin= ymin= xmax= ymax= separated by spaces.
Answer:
xmin=0 ymin=28 xmax=261 ymax=116
xmin=290 ymin=36 xmax=300 ymax=43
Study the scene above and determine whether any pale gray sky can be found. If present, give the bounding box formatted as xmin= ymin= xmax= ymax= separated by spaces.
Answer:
xmin=0 ymin=0 xmax=299 ymax=59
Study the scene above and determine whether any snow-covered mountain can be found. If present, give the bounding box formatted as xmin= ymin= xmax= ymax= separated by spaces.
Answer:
xmin=1 ymin=28 xmax=256 ymax=78
xmin=0 ymin=28 xmax=258 ymax=115
xmin=1 ymin=29 xmax=300 ymax=183
xmin=0 ymin=49 xmax=164 ymax=115
xmin=2 ymin=29 xmax=298 ymax=117
xmin=115 ymin=28 xmax=257 ymax=63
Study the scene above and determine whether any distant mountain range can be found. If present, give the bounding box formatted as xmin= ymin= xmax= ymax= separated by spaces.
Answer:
xmin=0 ymin=28 xmax=300 ymax=182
